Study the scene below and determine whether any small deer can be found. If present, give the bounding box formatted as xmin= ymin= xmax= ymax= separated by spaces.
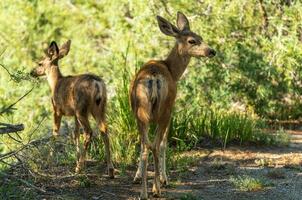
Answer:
xmin=30 ymin=40 xmax=114 ymax=177
xmin=130 ymin=12 xmax=216 ymax=199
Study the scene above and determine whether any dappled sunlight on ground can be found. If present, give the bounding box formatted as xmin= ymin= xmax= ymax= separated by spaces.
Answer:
xmin=1 ymin=130 xmax=301 ymax=200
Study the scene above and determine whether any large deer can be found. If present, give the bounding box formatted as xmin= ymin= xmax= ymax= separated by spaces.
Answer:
xmin=30 ymin=40 xmax=114 ymax=178
xmin=130 ymin=12 xmax=216 ymax=199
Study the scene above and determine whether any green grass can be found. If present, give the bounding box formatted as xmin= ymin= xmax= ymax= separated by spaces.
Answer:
xmin=167 ymin=150 xmax=210 ymax=180
xmin=180 ymin=193 xmax=200 ymax=200
xmin=0 ymin=0 xmax=299 ymax=181
xmin=0 ymin=177 xmax=37 ymax=199
xmin=170 ymin=106 xmax=278 ymax=149
xmin=169 ymin=153 xmax=200 ymax=173
xmin=273 ymin=129 xmax=291 ymax=146
xmin=106 ymin=51 xmax=139 ymax=165
xmin=77 ymin=175 xmax=92 ymax=188
xmin=230 ymin=175 xmax=267 ymax=192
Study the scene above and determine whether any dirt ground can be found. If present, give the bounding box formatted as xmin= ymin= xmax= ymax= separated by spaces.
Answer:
xmin=23 ymin=130 xmax=300 ymax=200
xmin=2 ymin=130 xmax=302 ymax=200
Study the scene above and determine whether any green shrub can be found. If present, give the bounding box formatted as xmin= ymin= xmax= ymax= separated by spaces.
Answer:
xmin=0 ymin=0 xmax=301 ymax=169
xmin=230 ymin=175 xmax=267 ymax=192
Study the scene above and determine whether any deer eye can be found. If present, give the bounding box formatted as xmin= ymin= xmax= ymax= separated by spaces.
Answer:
xmin=188 ymin=39 xmax=197 ymax=45
xmin=38 ymin=63 xmax=42 ymax=66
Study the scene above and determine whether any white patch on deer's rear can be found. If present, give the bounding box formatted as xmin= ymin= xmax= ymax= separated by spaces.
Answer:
xmin=139 ymin=75 xmax=168 ymax=104
xmin=137 ymin=75 xmax=169 ymax=121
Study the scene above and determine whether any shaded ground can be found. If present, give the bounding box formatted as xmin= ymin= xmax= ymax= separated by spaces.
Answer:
xmin=1 ymin=130 xmax=302 ymax=200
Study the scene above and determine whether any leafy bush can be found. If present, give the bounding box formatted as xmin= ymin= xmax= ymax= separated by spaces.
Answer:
xmin=0 ymin=0 xmax=300 ymax=167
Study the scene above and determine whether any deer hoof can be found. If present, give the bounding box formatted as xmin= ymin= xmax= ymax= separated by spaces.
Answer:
xmin=152 ymin=184 xmax=161 ymax=198
xmin=152 ymin=191 xmax=160 ymax=198
xmin=75 ymin=166 xmax=81 ymax=174
xmin=52 ymin=131 xmax=59 ymax=137
xmin=160 ymin=176 xmax=169 ymax=186
xmin=75 ymin=162 xmax=84 ymax=174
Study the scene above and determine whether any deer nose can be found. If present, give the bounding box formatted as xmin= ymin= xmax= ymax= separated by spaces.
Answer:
xmin=208 ymin=49 xmax=216 ymax=58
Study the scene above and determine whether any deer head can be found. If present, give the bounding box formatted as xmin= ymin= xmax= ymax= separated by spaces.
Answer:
xmin=157 ymin=12 xmax=216 ymax=58
xmin=30 ymin=40 xmax=71 ymax=77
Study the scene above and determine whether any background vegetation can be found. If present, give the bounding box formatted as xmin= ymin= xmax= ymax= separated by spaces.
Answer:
xmin=0 ymin=0 xmax=301 ymax=170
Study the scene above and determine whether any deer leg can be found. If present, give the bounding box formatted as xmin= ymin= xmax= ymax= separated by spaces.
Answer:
xmin=160 ymin=130 xmax=169 ymax=186
xmin=158 ymin=118 xmax=171 ymax=186
xmin=74 ymin=125 xmax=82 ymax=173
xmin=73 ymin=116 xmax=82 ymax=172
xmin=75 ymin=114 xmax=92 ymax=173
xmin=138 ymin=120 xmax=149 ymax=200
xmin=151 ymin=125 xmax=162 ymax=198
xmin=73 ymin=116 xmax=80 ymax=144
xmin=53 ymin=112 xmax=62 ymax=137
xmin=50 ymin=112 xmax=63 ymax=157
xmin=133 ymin=143 xmax=143 ymax=183
xmin=99 ymin=120 xmax=114 ymax=178
xmin=134 ymin=124 xmax=153 ymax=183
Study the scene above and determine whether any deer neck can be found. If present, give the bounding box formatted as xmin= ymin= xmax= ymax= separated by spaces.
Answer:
xmin=46 ymin=65 xmax=63 ymax=95
xmin=164 ymin=43 xmax=191 ymax=82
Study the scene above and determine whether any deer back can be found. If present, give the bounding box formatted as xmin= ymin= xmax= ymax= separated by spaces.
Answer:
xmin=53 ymin=74 xmax=106 ymax=117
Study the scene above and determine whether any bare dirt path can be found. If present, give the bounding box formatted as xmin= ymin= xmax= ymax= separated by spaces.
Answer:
xmin=2 ymin=130 xmax=301 ymax=200
xmin=32 ymin=130 xmax=302 ymax=200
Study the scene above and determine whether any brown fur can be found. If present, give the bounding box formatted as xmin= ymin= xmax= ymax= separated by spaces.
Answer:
xmin=31 ymin=40 xmax=114 ymax=177
xmin=129 ymin=12 xmax=216 ymax=199
xmin=130 ymin=60 xmax=174 ymax=123
xmin=52 ymin=74 xmax=104 ymax=117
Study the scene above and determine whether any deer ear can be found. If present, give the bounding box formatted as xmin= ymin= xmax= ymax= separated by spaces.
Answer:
xmin=47 ymin=41 xmax=59 ymax=59
xmin=58 ymin=40 xmax=71 ymax=59
xmin=177 ymin=11 xmax=190 ymax=31
xmin=157 ymin=16 xmax=179 ymax=37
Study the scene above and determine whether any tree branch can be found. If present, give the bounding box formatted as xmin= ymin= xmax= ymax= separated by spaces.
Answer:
xmin=0 ymin=123 xmax=24 ymax=134
xmin=0 ymin=87 xmax=33 ymax=115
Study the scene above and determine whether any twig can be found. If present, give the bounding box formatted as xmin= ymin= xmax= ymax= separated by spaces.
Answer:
xmin=0 ymin=159 xmax=21 ymax=168
xmin=0 ymin=135 xmax=52 ymax=160
xmin=0 ymin=63 xmax=13 ymax=77
xmin=0 ymin=87 xmax=34 ymax=115
xmin=0 ymin=171 xmax=46 ymax=193
xmin=6 ymin=133 xmax=23 ymax=143
xmin=28 ymin=169 xmax=79 ymax=180
xmin=27 ymin=116 xmax=47 ymax=142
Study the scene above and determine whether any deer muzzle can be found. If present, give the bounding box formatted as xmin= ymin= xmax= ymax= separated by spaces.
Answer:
xmin=30 ymin=69 xmax=38 ymax=77
xmin=30 ymin=66 xmax=45 ymax=77
xmin=206 ymin=48 xmax=216 ymax=58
